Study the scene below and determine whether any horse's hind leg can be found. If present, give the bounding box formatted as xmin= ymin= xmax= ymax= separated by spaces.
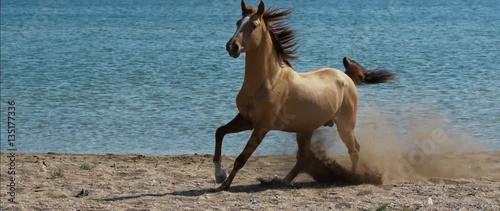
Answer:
xmin=283 ymin=132 xmax=313 ymax=184
xmin=335 ymin=119 xmax=360 ymax=173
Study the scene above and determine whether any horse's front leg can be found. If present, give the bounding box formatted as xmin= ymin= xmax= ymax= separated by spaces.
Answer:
xmin=214 ymin=114 xmax=253 ymax=183
xmin=217 ymin=127 xmax=270 ymax=191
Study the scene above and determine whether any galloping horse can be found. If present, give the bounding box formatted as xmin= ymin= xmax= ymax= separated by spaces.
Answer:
xmin=213 ymin=0 xmax=395 ymax=191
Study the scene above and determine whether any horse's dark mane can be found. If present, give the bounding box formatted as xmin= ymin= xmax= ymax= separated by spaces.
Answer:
xmin=263 ymin=8 xmax=299 ymax=67
xmin=244 ymin=7 xmax=299 ymax=67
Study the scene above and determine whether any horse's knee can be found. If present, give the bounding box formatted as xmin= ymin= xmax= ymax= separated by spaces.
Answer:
xmin=215 ymin=126 xmax=226 ymax=140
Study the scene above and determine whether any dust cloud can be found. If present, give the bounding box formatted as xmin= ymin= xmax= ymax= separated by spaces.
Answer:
xmin=304 ymin=106 xmax=491 ymax=184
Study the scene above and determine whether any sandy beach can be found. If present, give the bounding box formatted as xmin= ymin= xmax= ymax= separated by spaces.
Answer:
xmin=0 ymin=150 xmax=499 ymax=211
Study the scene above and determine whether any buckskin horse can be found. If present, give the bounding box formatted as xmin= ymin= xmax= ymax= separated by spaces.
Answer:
xmin=213 ymin=0 xmax=396 ymax=191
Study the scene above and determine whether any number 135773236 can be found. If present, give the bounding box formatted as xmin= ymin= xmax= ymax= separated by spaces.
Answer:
xmin=7 ymin=101 xmax=16 ymax=149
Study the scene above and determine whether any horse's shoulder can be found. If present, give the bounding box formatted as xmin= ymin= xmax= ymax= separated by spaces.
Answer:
xmin=236 ymin=88 xmax=251 ymax=107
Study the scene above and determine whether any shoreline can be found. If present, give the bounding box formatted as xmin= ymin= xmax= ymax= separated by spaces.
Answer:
xmin=0 ymin=151 xmax=299 ymax=157
xmin=3 ymin=148 xmax=500 ymax=156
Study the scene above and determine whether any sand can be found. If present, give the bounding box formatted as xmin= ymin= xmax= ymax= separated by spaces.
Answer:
xmin=0 ymin=150 xmax=499 ymax=211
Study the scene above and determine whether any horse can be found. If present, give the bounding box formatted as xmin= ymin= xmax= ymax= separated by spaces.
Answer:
xmin=213 ymin=0 xmax=396 ymax=191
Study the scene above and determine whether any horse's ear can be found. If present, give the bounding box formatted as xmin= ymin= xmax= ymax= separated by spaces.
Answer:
xmin=257 ymin=0 xmax=265 ymax=16
xmin=241 ymin=0 xmax=253 ymax=16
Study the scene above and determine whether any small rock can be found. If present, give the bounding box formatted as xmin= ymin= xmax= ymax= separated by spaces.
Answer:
xmin=427 ymin=197 xmax=433 ymax=205
xmin=74 ymin=189 xmax=89 ymax=198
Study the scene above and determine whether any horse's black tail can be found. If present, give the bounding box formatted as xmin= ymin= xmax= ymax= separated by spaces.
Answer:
xmin=343 ymin=57 xmax=396 ymax=86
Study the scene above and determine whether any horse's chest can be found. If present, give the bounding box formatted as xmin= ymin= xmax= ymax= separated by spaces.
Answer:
xmin=236 ymin=100 xmax=255 ymax=123
xmin=236 ymin=90 xmax=273 ymax=125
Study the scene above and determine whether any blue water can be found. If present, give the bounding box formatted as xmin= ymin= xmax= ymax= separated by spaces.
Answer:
xmin=1 ymin=0 xmax=499 ymax=156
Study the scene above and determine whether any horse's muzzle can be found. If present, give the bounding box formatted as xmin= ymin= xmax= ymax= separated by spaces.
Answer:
xmin=226 ymin=40 xmax=241 ymax=58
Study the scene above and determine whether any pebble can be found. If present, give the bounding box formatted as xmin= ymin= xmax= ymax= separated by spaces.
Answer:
xmin=427 ymin=197 xmax=433 ymax=205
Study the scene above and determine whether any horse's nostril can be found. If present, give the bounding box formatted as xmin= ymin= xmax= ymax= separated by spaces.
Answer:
xmin=226 ymin=40 xmax=240 ymax=55
xmin=232 ymin=42 xmax=238 ymax=51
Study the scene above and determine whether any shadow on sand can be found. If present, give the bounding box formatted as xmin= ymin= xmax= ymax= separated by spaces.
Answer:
xmin=101 ymin=149 xmax=382 ymax=201
xmin=170 ymin=181 xmax=333 ymax=197
xmin=101 ymin=193 xmax=170 ymax=201
xmin=100 ymin=179 xmax=359 ymax=201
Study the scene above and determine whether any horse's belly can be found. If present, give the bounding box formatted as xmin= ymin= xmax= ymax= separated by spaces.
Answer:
xmin=270 ymin=105 xmax=335 ymax=132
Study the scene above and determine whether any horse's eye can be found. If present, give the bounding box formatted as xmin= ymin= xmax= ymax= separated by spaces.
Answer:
xmin=251 ymin=24 xmax=257 ymax=29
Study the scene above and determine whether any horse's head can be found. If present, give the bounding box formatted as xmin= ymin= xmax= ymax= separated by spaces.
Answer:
xmin=226 ymin=0 xmax=267 ymax=58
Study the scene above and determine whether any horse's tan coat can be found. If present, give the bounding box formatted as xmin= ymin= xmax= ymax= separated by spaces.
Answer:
xmin=213 ymin=0 xmax=393 ymax=191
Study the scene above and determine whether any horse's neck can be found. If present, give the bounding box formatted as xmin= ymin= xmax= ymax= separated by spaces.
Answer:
xmin=243 ymin=32 xmax=287 ymax=95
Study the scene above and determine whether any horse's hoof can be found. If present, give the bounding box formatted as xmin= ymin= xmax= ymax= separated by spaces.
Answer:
xmin=215 ymin=169 xmax=227 ymax=184
xmin=216 ymin=184 xmax=230 ymax=192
